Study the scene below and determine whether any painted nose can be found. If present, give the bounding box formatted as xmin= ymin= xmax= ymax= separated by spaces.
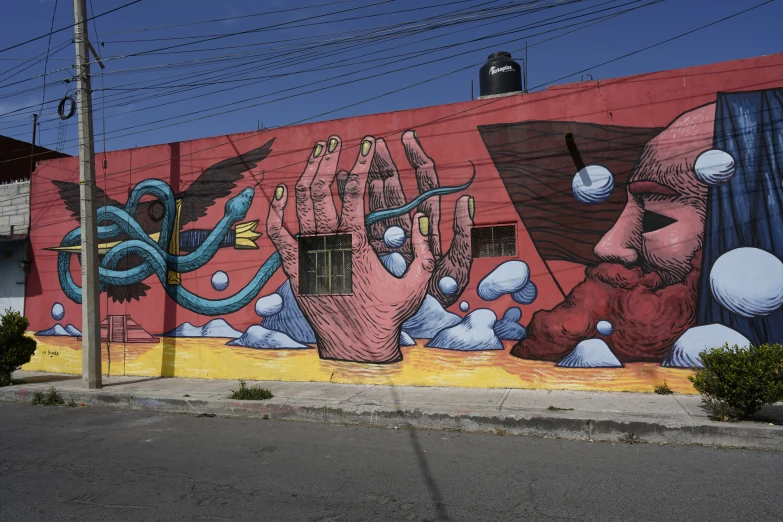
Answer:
xmin=594 ymin=209 xmax=641 ymax=266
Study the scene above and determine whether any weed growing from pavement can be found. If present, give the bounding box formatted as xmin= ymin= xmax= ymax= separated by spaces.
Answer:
xmin=230 ymin=379 xmax=273 ymax=400
xmin=67 ymin=399 xmax=77 ymax=408
xmin=492 ymin=428 xmax=508 ymax=436
xmin=31 ymin=387 xmax=64 ymax=406
xmin=654 ymin=380 xmax=674 ymax=395
xmin=620 ymin=432 xmax=641 ymax=444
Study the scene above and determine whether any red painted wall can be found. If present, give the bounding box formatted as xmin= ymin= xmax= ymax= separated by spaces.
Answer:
xmin=26 ymin=53 xmax=783 ymax=342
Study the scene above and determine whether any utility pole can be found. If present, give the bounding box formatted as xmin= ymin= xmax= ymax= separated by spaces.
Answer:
xmin=73 ymin=0 xmax=101 ymax=388
xmin=30 ymin=113 xmax=38 ymax=173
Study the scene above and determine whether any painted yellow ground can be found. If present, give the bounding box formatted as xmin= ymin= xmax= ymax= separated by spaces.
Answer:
xmin=23 ymin=335 xmax=698 ymax=394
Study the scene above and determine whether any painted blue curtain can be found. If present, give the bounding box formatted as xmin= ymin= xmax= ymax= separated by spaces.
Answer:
xmin=698 ymin=89 xmax=783 ymax=344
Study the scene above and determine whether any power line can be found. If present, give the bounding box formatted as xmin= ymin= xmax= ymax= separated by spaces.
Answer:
xmin=0 ymin=0 xmax=542 ymax=129
xmin=6 ymin=0 xmax=654 ymax=186
xmin=0 ymin=0 xmax=606 ymax=136
xmin=0 ymin=0 xmax=142 ymax=54
xmin=0 ymin=0 xmax=503 ymax=130
xmin=10 ymin=0 xmax=648 ymax=153
xmin=96 ymin=0 xmax=366 ymax=37
xmin=38 ymin=0 xmax=60 ymax=117
xmin=4 ymin=0 xmax=771 ymax=184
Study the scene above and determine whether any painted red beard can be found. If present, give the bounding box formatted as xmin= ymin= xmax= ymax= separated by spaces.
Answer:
xmin=511 ymin=254 xmax=701 ymax=363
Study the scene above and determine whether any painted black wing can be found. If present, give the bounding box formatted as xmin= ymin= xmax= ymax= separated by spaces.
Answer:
xmin=52 ymin=179 xmax=123 ymax=222
xmin=104 ymin=281 xmax=152 ymax=302
xmin=176 ymin=138 xmax=275 ymax=226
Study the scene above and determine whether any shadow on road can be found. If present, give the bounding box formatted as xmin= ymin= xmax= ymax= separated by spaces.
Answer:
xmin=390 ymin=386 xmax=450 ymax=521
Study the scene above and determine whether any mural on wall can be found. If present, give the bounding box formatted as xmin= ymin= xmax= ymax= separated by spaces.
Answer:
xmin=49 ymin=139 xmax=275 ymax=303
xmin=481 ymin=88 xmax=783 ymax=369
xmin=26 ymin=84 xmax=783 ymax=390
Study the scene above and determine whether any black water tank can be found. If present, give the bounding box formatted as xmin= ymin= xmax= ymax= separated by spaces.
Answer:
xmin=479 ymin=51 xmax=522 ymax=97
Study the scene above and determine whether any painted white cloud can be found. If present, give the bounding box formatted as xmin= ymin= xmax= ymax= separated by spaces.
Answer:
xmin=227 ymin=325 xmax=309 ymax=349
xmin=478 ymin=260 xmax=529 ymax=301
xmin=426 ymin=309 xmax=503 ymax=351
xmin=255 ymin=294 xmax=283 ymax=317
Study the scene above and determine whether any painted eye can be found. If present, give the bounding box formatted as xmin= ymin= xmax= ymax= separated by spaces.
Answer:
xmin=642 ymin=210 xmax=677 ymax=234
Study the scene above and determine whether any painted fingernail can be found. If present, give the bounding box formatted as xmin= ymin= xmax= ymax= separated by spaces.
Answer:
xmin=313 ymin=143 xmax=324 ymax=158
xmin=419 ymin=216 xmax=429 ymax=236
xmin=328 ymin=137 xmax=339 ymax=153
xmin=275 ymin=185 xmax=284 ymax=200
xmin=361 ymin=139 xmax=372 ymax=157
xmin=468 ymin=197 xmax=475 ymax=220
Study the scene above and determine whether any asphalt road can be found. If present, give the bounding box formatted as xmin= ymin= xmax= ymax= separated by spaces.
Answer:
xmin=2 ymin=402 xmax=782 ymax=521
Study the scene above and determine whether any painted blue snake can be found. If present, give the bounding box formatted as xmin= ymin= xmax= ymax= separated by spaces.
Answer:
xmin=57 ymin=166 xmax=474 ymax=316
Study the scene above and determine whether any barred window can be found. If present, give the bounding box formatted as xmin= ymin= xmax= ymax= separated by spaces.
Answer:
xmin=298 ymin=234 xmax=352 ymax=295
xmin=471 ymin=224 xmax=516 ymax=258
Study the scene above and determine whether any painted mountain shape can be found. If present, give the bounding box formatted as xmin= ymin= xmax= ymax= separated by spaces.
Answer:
xmin=662 ymin=324 xmax=751 ymax=369
xmin=262 ymin=281 xmax=317 ymax=344
xmin=36 ymin=324 xmax=81 ymax=337
xmin=402 ymin=295 xmax=461 ymax=339
xmin=400 ymin=331 xmax=416 ymax=346
xmin=557 ymin=339 xmax=622 ymax=368
xmin=64 ymin=325 xmax=82 ymax=336
xmin=426 ymin=309 xmax=503 ymax=351
xmin=162 ymin=319 xmax=242 ymax=339
xmin=227 ymin=325 xmax=310 ymax=349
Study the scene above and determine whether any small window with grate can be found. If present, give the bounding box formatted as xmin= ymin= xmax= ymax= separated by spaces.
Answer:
xmin=471 ymin=224 xmax=517 ymax=258
xmin=298 ymin=234 xmax=353 ymax=295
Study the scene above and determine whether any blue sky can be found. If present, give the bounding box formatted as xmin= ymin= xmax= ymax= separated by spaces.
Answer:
xmin=0 ymin=0 xmax=780 ymax=154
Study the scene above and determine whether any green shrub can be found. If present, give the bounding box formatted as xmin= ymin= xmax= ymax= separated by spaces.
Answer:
xmin=653 ymin=380 xmax=673 ymax=395
xmin=689 ymin=343 xmax=783 ymax=421
xmin=31 ymin=387 xmax=64 ymax=406
xmin=230 ymin=379 xmax=273 ymax=401
xmin=0 ymin=309 xmax=37 ymax=386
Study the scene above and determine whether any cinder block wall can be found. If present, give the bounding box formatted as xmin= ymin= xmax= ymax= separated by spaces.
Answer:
xmin=0 ymin=181 xmax=30 ymax=236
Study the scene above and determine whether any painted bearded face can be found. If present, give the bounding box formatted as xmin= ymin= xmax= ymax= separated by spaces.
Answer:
xmin=513 ymin=104 xmax=716 ymax=362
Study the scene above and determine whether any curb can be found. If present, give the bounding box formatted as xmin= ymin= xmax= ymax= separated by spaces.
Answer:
xmin=3 ymin=386 xmax=783 ymax=450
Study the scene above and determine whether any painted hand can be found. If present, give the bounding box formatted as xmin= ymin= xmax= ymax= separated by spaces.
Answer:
xmin=268 ymin=135 xmax=461 ymax=363
xmin=355 ymin=130 xmax=474 ymax=306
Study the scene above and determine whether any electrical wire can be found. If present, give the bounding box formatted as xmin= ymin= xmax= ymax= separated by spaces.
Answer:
xmin=6 ymin=0 xmax=660 ymax=192
xmin=4 ymin=0 xmax=772 ymax=184
xmin=33 ymin=0 xmax=659 ymax=149
xmin=0 ymin=0 xmax=608 ymax=137
xmin=0 ymin=0 xmax=142 ymax=54
xmin=0 ymin=0 xmax=546 ymax=130
xmin=37 ymin=0 xmax=60 ymax=118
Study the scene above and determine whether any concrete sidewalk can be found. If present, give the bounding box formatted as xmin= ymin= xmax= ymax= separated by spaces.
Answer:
xmin=3 ymin=371 xmax=783 ymax=450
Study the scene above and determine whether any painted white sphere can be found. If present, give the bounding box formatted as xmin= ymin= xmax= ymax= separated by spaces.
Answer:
xmin=383 ymin=226 xmax=406 ymax=249
xmin=51 ymin=303 xmax=65 ymax=321
xmin=211 ymin=271 xmax=229 ymax=291
xmin=439 ymin=276 xmax=458 ymax=295
xmin=459 ymin=301 xmax=470 ymax=312
xmin=694 ymin=149 xmax=735 ymax=185
xmin=710 ymin=247 xmax=783 ymax=317
xmin=572 ymin=165 xmax=614 ymax=204
xmin=596 ymin=320 xmax=614 ymax=336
